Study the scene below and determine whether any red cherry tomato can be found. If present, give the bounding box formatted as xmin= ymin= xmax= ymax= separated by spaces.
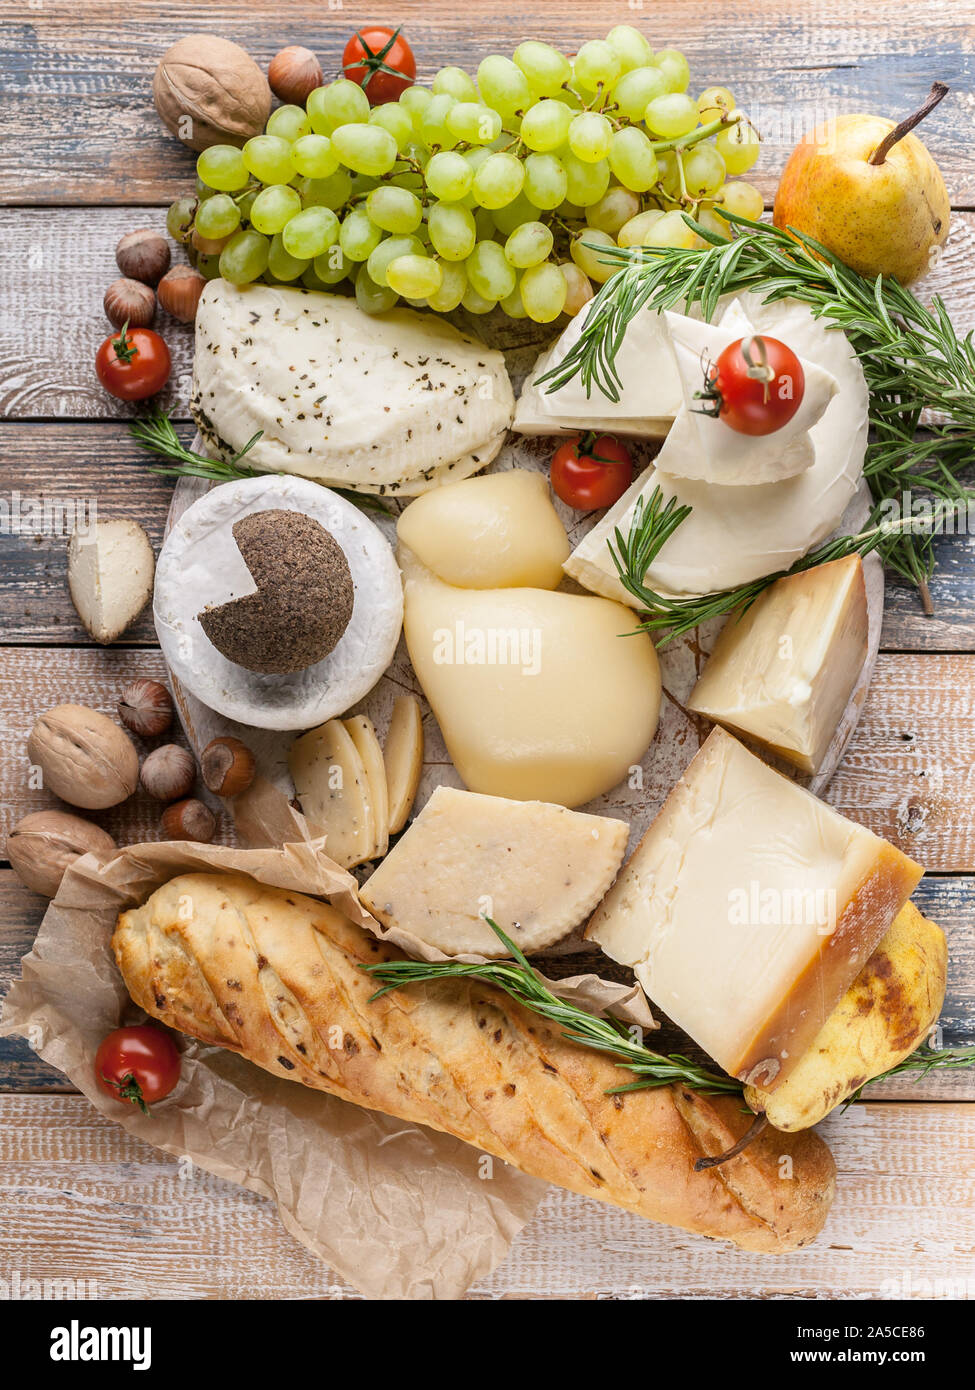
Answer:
xmin=95 ymin=323 xmax=171 ymax=402
xmin=95 ymin=1025 xmax=181 ymax=1114
xmin=702 ymin=334 xmax=805 ymax=436
xmin=550 ymin=433 xmax=634 ymax=511
xmin=342 ymin=26 xmax=416 ymax=105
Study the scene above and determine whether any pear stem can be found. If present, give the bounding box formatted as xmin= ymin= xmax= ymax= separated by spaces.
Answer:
xmin=869 ymin=82 xmax=949 ymax=166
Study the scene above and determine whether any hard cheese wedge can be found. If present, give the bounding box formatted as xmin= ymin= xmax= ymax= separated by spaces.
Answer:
xmin=587 ymin=727 xmax=923 ymax=1089
xmin=289 ymin=719 xmax=375 ymax=868
xmin=344 ymin=715 xmax=389 ymax=860
xmin=688 ymin=554 xmax=869 ymax=773
xmin=360 ymin=785 xmax=629 ymax=957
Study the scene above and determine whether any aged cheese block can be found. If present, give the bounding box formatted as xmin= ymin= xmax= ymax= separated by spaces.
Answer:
xmin=587 ymin=727 xmax=923 ymax=1089
xmin=288 ymin=719 xmax=375 ymax=869
xmin=359 ymin=785 xmax=630 ymax=956
xmin=688 ymin=555 xmax=869 ymax=773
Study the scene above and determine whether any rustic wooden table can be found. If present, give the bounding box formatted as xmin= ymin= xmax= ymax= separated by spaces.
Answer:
xmin=1 ymin=0 xmax=974 ymax=1300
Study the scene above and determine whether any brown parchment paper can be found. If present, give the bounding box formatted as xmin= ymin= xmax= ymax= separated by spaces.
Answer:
xmin=0 ymin=832 xmax=651 ymax=1300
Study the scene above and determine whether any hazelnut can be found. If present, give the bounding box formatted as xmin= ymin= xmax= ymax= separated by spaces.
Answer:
xmin=27 ymin=705 xmax=139 ymax=810
xmin=157 ymin=265 xmax=206 ymax=323
xmin=118 ymin=678 xmax=173 ymax=737
xmin=104 ymin=277 xmax=156 ymax=329
xmin=115 ymin=229 xmax=171 ymax=286
xmin=161 ymin=798 xmax=216 ymax=842
xmin=141 ymin=744 xmax=196 ymax=802
xmin=6 ymin=811 xmax=116 ymax=898
xmin=201 ymin=736 xmax=256 ymax=797
xmin=268 ymin=46 xmax=323 ymax=105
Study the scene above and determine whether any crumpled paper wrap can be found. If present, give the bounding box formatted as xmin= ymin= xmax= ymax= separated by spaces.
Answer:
xmin=0 ymin=831 xmax=651 ymax=1299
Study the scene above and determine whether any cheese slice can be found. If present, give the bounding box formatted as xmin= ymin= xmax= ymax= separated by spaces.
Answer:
xmin=344 ymin=715 xmax=389 ymax=859
xmin=383 ymin=695 xmax=424 ymax=835
xmin=587 ymin=727 xmax=923 ymax=1089
xmin=360 ymin=785 xmax=629 ymax=956
xmin=289 ymin=719 xmax=375 ymax=868
xmin=688 ymin=555 xmax=869 ymax=773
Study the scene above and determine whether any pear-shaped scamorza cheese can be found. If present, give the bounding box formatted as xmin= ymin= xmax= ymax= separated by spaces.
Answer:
xmin=190 ymin=282 xmax=515 ymax=494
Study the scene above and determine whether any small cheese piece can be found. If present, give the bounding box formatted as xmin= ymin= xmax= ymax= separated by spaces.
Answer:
xmin=68 ymin=519 xmax=155 ymax=643
xmin=688 ymin=555 xmax=869 ymax=774
xmin=587 ymin=727 xmax=923 ymax=1089
xmin=396 ymin=471 xmax=570 ymax=590
xmin=344 ymin=715 xmax=389 ymax=859
xmin=383 ymin=695 xmax=424 ymax=835
xmin=360 ymin=785 xmax=629 ymax=956
xmin=289 ymin=719 xmax=375 ymax=868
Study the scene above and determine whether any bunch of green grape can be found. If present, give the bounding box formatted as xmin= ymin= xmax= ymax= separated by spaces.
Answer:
xmin=167 ymin=27 xmax=762 ymax=324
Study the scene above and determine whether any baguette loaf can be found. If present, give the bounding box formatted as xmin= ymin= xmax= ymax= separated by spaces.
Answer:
xmin=113 ymin=872 xmax=836 ymax=1253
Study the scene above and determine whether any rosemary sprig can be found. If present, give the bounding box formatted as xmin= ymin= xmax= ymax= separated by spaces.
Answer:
xmin=845 ymin=1043 xmax=975 ymax=1106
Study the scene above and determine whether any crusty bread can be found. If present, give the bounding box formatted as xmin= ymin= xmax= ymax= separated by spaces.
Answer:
xmin=113 ymin=872 xmax=836 ymax=1253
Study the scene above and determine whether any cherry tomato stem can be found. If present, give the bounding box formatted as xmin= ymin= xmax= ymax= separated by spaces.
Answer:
xmin=696 ymin=334 xmax=805 ymax=436
xmin=95 ymin=1025 xmax=181 ymax=1115
xmin=342 ymin=26 xmax=415 ymax=105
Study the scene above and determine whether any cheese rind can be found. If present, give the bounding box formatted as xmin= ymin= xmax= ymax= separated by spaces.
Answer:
xmin=288 ymin=719 xmax=375 ymax=869
xmin=688 ymin=555 xmax=869 ymax=773
xmin=360 ymin=785 xmax=630 ymax=956
xmin=587 ymin=727 xmax=923 ymax=1088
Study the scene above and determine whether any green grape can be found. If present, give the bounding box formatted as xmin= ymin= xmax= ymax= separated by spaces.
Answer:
xmin=195 ymin=177 xmax=217 ymax=203
xmin=218 ymin=229 xmax=270 ymax=284
xmin=617 ymin=208 xmax=666 ymax=246
xmin=445 ymin=102 xmax=502 ymax=145
xmin=716 ymin=121 xmax=760 ymax=174
xmin=719 ymin=180 xmax=764 ymax=220
xmin=425 ymin=150 xmax=474 ymax=201
xmin=366 ymin=185 xmax=423 ymax=234
xmin=513 ymin=40 xmax=572 ymax=98
xmin=299 ymin=170 xmax=353 ymax=210
xmin=645 ymin=93 xmax=699 ymax=139
xmin=464 ymin=145 xmax=493 ymax=175
xmin=466 ymin=240 xmax=516 ymax=300
xmin=337 ymin=206 xmax=382 ymax=261
xmin=300 ymin=264 xmax=329 ymax=291
xmin=613 ymin=66 xmax=669 ymax=121
xmin=499 ymin=281 xmax=527 ymax=319
xmin=386 ymin=253 xmax=443 ymax=298
xmin=428 ymin=201 xmax=477 ymax=260
xmin=290 ymin=134 xmax=339 ymax=179
xmin=698 ymin=86 xmax=736 ymax=123
xmin=570 ymin=229 xmax=618 ymax=282
xmin=606 ymin=24 xmax=654 ymax=73
xmin=367 ymin=234 xmax=425 ymax=286
xmin=648 ymin=208 xmax=701 ymax=248
xmin=655 ymin=150 xmax=682 ymax=197
xmin=314 ymin=244 xmax=354 ymax=283
xmin=473 ymin=206 xmax=496 ymax=241
xmin=283 ymin=205 xmax=341 ymax=259
xmin=433 ymin=65 xmax=478 ymax=101
xmin=609 ymin=126 xmax=658 ymax=191
xmin=195 ymin=251 xmax=222 ymax=282
xmin=571 ymin=40 xmax=621 ymax=94
xmin=520 ymin=261 xmax=567 ymax=322
xmin=427 ymin=260 xmax=468 ymax=312
xmin=490 ymin=192 xmax=536 ymax=236
xmin=520 ymin=99 xmax=573 ymax=153
xmin=562 ymin=152 xmax=610 ymax=207
xmin=237 ymin=188 xmax=259 ymax=221
xmin=477 ymin=54 xmax=531 ymax=118
xmin=243 ymin=135 xmax=295 ymax=185
xmin=655 ymin=49 xmax=690 ymax=93
xmin=504 ymin=220 xmax=553 ymax=268
xmin=420 ymin=93 xmax=459 ymax=150
xmin=195 ymin=192 xmax=241 ymax=240
xmin=523 ymin=153 xmax=568 ymax=210
xmin=693 ymin=206 xmax=733 ymax=242
xmin=355 ymin=268 xmax=398 ymax=315
xmin=683 ymin=144 xmax=727 ymax=198
xmin=399 ymin=85 xmax=433 ymax=122
xmin=557 ymin=198 xmax=586 ymax=219
xmin=267 ymin=104 xmax=311 ymax=142
xmin=586 ymin=185 xmax=641 ymax=235
xmin=369 ymin=103 xmax=413 ymax=148
xmin=460 ymin=284 xmax=497 ymax=314
xmin=308 ymin=79 xmax=370 ymax=134
xmin=267 ymin=232 xmax=310 ymax=281
xmin=559 ymin=260 xmax=594 ymax=316
xmin=166 ymin=196 xmax=197 ymax=243
xmin=471 ymin=151 xmax=525 ymax=210
xmin=250 ymin=183 xmax=302 ymax=235
xmin=568 ymin=112 xmax=612 ymax=163
xmin=196 ymin=145 xmax=249 ymax=192
xmin=331 ymin=123 xmax=398 ymax=176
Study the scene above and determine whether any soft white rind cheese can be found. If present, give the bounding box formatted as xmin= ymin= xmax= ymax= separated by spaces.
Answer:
xmin=587 ymin=727 xmax=923 ymax=1088
xmin=67 ymin=519 xmax=155 ymax=644
xmin=190 ymin=282 xmax=515 ymax=493
xmin=360 ymin=785 xmax=630 ymax=956
xmin=688 ymin=555 xmax=869 ymax=773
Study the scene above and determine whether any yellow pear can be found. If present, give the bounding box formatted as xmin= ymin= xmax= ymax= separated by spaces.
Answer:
xmin=773 ymin=83 xmax=951 ymax=284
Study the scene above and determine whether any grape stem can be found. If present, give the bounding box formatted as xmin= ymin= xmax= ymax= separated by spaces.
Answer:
xmin=649 ymin=111 xmax=742 ymax=156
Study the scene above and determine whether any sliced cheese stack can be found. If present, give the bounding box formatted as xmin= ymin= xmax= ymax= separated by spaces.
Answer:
xmin=190 ymin=282 xmax=514 ymax=495
xmin=587 ymin=727 xmax=923 ymax=1089
xmin=360 ymin=785 xmax=629 ymax=957
xmin=688 ymin=555 xmax=869 ymax=774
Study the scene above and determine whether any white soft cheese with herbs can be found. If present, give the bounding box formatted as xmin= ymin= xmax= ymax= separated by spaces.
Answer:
xmin=190 ymin=282 xmax=514 ymax=494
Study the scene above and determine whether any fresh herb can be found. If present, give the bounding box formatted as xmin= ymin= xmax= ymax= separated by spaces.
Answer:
xmin=844 ymin=1042 xmax=975 ymax=1106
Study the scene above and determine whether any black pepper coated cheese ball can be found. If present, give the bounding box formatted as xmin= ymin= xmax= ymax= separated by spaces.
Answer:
xmin=198 ymin=509 xmax=354 ymax=674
